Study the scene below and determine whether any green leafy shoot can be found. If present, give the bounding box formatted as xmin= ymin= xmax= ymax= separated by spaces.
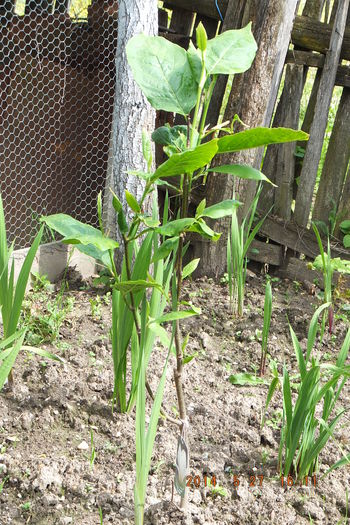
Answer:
xmin=312 ymin=222 xmax=334 ymax=335
xmin=259 ymin=280 xmax=272 ymax=376
xmin=264 ymin=307 xmax=350 ymax=479
xmin=227 ymin=183 xmax=265 ymax=316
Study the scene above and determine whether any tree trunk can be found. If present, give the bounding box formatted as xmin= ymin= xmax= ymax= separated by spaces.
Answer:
xmin=104 ymin=0 xmax=157 ymax=268
xmin=196 ymin=0 xmax=298 ymax=278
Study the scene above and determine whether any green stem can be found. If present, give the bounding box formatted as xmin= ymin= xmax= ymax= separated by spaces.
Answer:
xmin=198 ymin=75 xmax=217 ymax=141
xmin=190 ymin=61 xmax=207 ymax=148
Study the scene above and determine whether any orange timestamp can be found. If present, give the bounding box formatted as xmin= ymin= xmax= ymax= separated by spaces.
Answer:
xmin=230 ymin=474 xmax=317 ymax=488
xmin=186 ymin=474 xmax=217 ymax=489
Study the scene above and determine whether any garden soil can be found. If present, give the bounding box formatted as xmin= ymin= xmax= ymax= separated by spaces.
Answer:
xmin=0 ymin=271 xmax=349 ymax=524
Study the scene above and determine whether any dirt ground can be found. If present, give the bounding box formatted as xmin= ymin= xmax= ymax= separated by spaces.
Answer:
xmin=1 ymin=269 xmax=350 ymax=525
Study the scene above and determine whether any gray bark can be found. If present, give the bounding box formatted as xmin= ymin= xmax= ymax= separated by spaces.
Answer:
xmin=104 ymin=0 xmax=157 ymax=266
xmin=294 ymin=0 xmax=350 ymax=226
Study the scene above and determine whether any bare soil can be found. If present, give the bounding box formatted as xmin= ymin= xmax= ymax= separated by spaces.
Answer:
xmin=1 ymin=271 xmax=349 ymax=525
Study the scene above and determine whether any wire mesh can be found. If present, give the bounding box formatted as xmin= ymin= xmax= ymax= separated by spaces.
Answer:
xmin=0 ymin=0 xmax=118 ymax=247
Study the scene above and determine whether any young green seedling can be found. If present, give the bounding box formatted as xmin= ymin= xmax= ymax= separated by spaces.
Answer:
xmin=42 ymin=20 xmax=308 ymax=524
xmin=259 ymin=279 xmax=272 ymax=376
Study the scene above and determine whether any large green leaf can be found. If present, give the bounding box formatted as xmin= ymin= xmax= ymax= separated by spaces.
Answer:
xmin=208 ymin=164 xmax=276 ymax=186
xmin=205 ymin=23 xmax=257 ymax=75
xmin=152 ymin=140 xmax=218 ymax=181
xmin=42 ymin=214 xmax=118 ymax=253
xmin=199 ymin=199 xmax=241 ymax=219
xmin=126 ymin=34 xmax=198 ymax=115
xmin=217 ymin=128 xmax=309 ymax=154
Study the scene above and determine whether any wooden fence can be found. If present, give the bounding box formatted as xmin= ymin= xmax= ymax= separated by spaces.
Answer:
xmin=159 ymin=0 xmax=350 ymax=272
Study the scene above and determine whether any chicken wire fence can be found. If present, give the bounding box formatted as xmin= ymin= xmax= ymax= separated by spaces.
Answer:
xmin=0 ymin=0 xmax=118 ymax=248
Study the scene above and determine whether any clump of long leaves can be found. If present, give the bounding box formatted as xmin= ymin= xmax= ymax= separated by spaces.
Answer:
xmin=0 ymin=193 xmax=60 ymax=388
xmin=259 ymin=279 xmax=272 ymax=376
xmin=312 ymin=222 xmax=334 ymax=334
xmin=264 ymin=303 xmax=350 ymax=479
xmin=226 ymin=182 xmax=268 ymax=316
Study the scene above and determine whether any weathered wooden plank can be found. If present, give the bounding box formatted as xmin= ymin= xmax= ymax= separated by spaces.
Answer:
xmin=164 ymin=0 xmax=228 ymax=19
xmin=302 ymin=0 xmax=327 ymax=19
xmin=335 ymin=164 xmax=350 ymax=236
xmin=285 ymin=50 xmax=350 ymax=87
xmin=247 ymin=239 xmax=283 ymax=266
xmin=273 ymin=64 xmax=304 ymax=221
xmin=259 ymin=216 xmax=350 ymax=260
xmin=292 ymin=15 xmax=350 ymax=61
xmin=312 ymin=88 xmax=350 ymax=225
xmin=164 ymin=4 xmax=194 ymax=48
xmin=158 ymin=8 xmax=168 ymax=30
xmin=277 ymin=257 xmax=350 ymax=290
xmin=294 ymin=0 xmax=350 ymax=227
xmin=259 ymin=63 xmax=303 ymax=215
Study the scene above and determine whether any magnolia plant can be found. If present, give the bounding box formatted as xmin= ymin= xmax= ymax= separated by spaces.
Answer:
xmin=42 ymin=22 xmax=308 ymax=524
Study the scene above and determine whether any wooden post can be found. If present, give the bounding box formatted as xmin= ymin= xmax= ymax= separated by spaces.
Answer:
xmin=335 ymin=164 xmax=350 ymax=235
xmin=294 ymin=0 xmax=350 ymax=227
xmin=260 ymin=64 xmax=303 ymax=219
xmin=312 ymin=88 xmax=350 ymax=226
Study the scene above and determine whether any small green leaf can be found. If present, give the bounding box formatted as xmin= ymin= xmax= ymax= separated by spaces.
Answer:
xmin=343 ymin=235 xmax=350 ymax=248
xmin=152 ymin=236 xmax=179 ymax=263
xmin=199 ymin=199 xmax=241 ymax=219
xmin=115 ymin=280 xmax=163 ymax=295
xmin=110 ymin=191 xmax=122 ymax=213
xmin=127 ymin=170 xmax=152 ymax=180
xmin=183 ymin=352 xmax=199 ymax=365
xmin=229 ymin=373 xmax=267 ymax=386
xmin=340 ymin=220 xmax=350 ymax=233
xmin=182 ymin=258 xmax=200 ymax=279
xmin=117 ymin=210 xmax=128 ymax=235
xmin=182 ymin=333 xmax=190 ymax=353
xmin=152 ymin=140 xmax=218 ymax=181
xmin=195 ymin=199 xmax=206 ymax=218
xmin=189 ymin=220 xmax=221 ymax=241
xmin=196 ymin=22 xmax=207 ymax=52
xmin=154 ymin=308 xmax=201 ymax=324
xmin=142 ymin=129 xmax=152 ymax=171
xmin=125 ymin=190 xmax=141 ymax=214
xmin=157 ymin=218 xmax=195 ymax=237
xmin=208 ymin=164 xmax=277 ymax=186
